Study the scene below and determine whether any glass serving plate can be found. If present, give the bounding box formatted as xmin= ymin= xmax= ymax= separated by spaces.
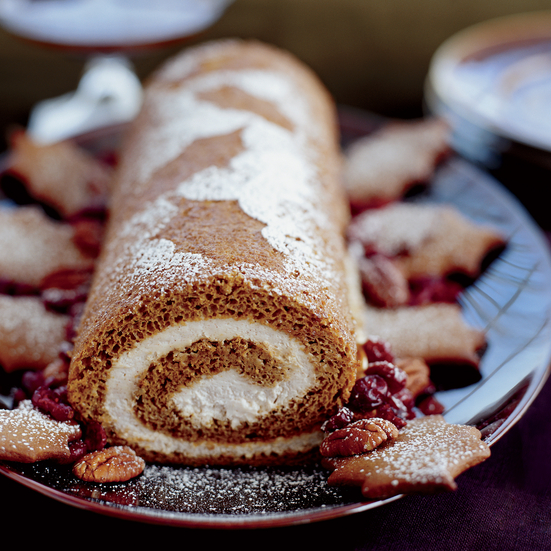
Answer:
xmin=1 ymin=117 xmax=551 ymax=529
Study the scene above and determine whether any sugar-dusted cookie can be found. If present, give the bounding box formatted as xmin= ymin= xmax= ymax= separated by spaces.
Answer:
xmin=0 ymin=400 xmax=81 ymax=462
xmin=322 ymin=414 xmax=490 ymax=499
xmin=3 ymin=130 xmax=113 ymax=218
xmin=348 ymin=202 xmax=505 ymax=281
xmin=344 ymin=118 xmax=450 ymax=211
xmin=0 ymin=206 xmax=94 ymax=289
xmin=0 ymin=294 xmax=69 ymax=372
xmin=363 ymin=303 xmax=485 ymax=366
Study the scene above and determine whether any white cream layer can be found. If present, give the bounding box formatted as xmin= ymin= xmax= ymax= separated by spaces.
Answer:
xmin=104 ymin=318 xmax=321 ymax=458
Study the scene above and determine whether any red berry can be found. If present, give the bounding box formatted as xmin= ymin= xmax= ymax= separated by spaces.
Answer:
xmin=365 ymin=361 xmax=407 ymax=394
xmin=363 ymin=338 xmax=394 ymax=364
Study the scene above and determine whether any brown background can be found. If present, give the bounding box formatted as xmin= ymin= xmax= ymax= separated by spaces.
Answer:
xmin=1 ymin=0 xmax=551 ymax=148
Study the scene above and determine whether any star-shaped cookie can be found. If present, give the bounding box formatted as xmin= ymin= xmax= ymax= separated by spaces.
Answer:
xmin=4 ymin=130 xmax=113 ymax=219
xmin=322 ymin=415 xmax=490 ymax=499
xmin=344 ymin=118 xmax=451 ymax=211
xmin=348 ymin=202 xmax=505 ymax=281
xmin=0 ymin=206 xmax=94 ymax=289
xmin=0 ymin=400 xmax=81 ymax=463
xmin=363 ymin=303 xmax=486 ymax=366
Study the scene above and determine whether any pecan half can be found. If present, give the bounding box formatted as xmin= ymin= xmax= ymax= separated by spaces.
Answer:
xmin=320 ymin=418 xmax=399 ymax=458
xmin=396 ymin=357 xmax=431 ymax=398
xmin=358 ymin=254 xmax=409 ymax=308
xmin=72 ymin=445 xmax=145 ymax=483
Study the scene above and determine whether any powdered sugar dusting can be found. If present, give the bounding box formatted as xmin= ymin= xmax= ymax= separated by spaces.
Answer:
xmin=136 ymin=464 xmax=346 ymax=515
xmin=328 ymin=415 xmax=490 ymax=498
xmin=131 ymin=239 xmax=210 ymax=287
xmin=0 ymin=206 xmax=92 ymax=286
xmin=118 ymin=196 xmax=178 ymax=241
xmin=152 ymin=39 xmax=232 ymax=84
xmin=135 ymin=92 xmax=249 ymax=188
xmin=134 ymin=68 xmax=316 ymax=188
xmin=368 ymin=426 xmax=466 ymax=482
xmin=349 ymin=203 xmax=441 ymax=255
xmin=174 ymin=116 xmax=331 ymax=278
xmin=0 ymin=400 xmax=81 ymax=461
xmin=0 ymin=294 xmax=68 ymax=370
xmin=110 ymin=64 xmax=341 ymax=295
xmin=205 ymin=69 xmax=320 ymax=135
xmin=16 ymin=459 xmax=356 ymax=519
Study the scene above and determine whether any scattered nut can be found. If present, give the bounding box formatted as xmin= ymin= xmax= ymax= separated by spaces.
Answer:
xmin=72 ymin=445 xmax=145 ymax=483
xmin=43 ymin=357 xmax=70 ymax=382
xmin=320 ymin=418 xmax=399 ymax=457
xmin=323 ymin=415 xmax=491 ymax=499
xmin=396 ymin=357 xmax=431 ymax=398
xmin=70 ymin=219 xmax=105 ymax=258
xmin=357 ymin=254 xmax=409 ymax=308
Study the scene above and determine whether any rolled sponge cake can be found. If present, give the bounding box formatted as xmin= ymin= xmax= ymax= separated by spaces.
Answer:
xmin=68 ymin=40 xmax=360 ymax=466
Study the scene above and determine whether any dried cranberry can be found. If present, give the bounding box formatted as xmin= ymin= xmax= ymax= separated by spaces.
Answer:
xmin=83 ymin=421 xmax=107 ymax=452
xmin=385 ymin=393 xmax=410 ymax=420
xmin=408 ymin=276 xmax=464 ymax=306
xmin=32 ymin=385 xmax=74 ymax=422
xmin=349 ymin=374 xmax=388 ymax=412
xmin=349 ymin=198 xmax=392 ymax=216
xmin=58 ymin=422 xmax=107 ymax=465
xmin=417 ymin=395 xmax=445 ymax=415
xmin=66 ymin=439 xmax=88 ymax=464
xmin=356 ymin=402 xmax=407 ymax=429
xmin=0 ymin=278 xmax=38 ymax=296
xmin=11 ymin=387 xmax=26 ymax=408
xmin=394 ymin=388 xmax=416 ymax=415
xmin=42 ymin=287 xmax=89 ymax=313
xmin=321 ymin=406 xmax=355 ymax=432
xmin=365 ymin=361 xmax=407 ymax=394
xmin=322 ymin=335 xmax=424 ymax=433
xmin=97 ymin=150 xmax=118 ymax=168
xmin=21 ymin=370 xmax=46 ymax=395
xmin=363 ymin=338 xmax=394 ymax=364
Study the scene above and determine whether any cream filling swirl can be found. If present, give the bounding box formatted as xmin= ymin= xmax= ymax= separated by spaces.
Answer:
xmin=103 ymin=318 xmax=321 ymax=458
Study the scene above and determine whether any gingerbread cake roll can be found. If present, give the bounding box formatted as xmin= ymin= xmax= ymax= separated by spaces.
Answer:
xmin=68 ymin=40 xmax=361 ymax=466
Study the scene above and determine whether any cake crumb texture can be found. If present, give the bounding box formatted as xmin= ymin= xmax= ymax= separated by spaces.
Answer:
xmin=68 ymin=40 xmax=359 ymax=466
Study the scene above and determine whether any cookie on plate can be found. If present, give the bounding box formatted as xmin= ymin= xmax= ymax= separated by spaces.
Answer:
xmin=363 ymin=303 xmax=485 ymax=367
xmin=348 ymin=202 xmax=505 ymax=308
xmin=348 ymin=202 xmax=505 ymax=281
xmin=344 ymin=118 xmax=450 ymax=212
xmin=322 ymin=414 xmax=490 ymax=499
xmin=0 ymin=206 xmax=94 ymax=290
xmin=0 ymin=400 xmax=81 ymax=462
xmin=3 ymin=130 xmax=113 ymax=219
xmin=0 ymin=294 xmax=69 ymax=372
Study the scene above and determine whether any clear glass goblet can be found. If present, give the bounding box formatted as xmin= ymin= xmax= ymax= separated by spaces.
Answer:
xmin=0 ymin=0 xmax=234 ymax=142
